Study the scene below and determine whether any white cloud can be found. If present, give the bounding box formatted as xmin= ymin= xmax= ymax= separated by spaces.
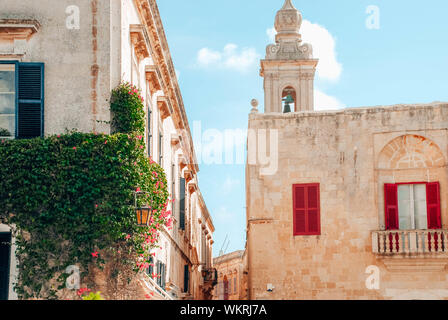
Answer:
xmin=267 ymin=20 xmax=343 ymax=81
xmin=197 ymin=43 xmax=259 ymax=73
xmin=314 ymin=88 xmax=345 ymax=111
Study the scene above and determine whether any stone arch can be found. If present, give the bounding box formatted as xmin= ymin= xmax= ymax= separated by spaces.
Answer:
xmin=378 ymin=135 xmax=445 ymax=170
xmin=281 ymin=85 xmax=297 ymax=113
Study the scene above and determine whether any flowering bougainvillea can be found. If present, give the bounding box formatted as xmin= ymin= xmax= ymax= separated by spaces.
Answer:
xmin=0 ymin=83 xmax=169 ymax=299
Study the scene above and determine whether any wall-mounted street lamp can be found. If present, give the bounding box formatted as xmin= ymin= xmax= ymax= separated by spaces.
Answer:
xmin=134 ymin=191 xmax=154 ymax=227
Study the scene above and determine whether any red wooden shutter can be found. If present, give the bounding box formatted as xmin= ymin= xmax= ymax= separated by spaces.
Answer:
xmin=293 ymin=184 xmax=320 ymax=235
xmin=426 ymin=182 xmax=441 ymax=229
xmin=307 ymin=184 xmax=320 ymax=234
xmin=293 ymin=185 xmax=306 ymax=234
xmin=384 ymin=184 xmax=399 ymax=230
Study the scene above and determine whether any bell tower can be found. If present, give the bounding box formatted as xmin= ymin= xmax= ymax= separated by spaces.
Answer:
xmin=261 ymin=0 xmax=318 ymax=113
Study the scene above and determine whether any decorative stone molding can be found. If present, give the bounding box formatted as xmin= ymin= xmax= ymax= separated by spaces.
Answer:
xmin=130 ymin=24 xmax=150 ymax=61
xmin=145 ymin=65 xmax=162 ymax=95
xmin=380 ymin=257 xmax=448 ymax=272
xmin=0 ymin=19 xmax=40 ymax=40
xmin=0 ymin=19 xmax=40 ymax=57
xmin=377 ymin=134 xmax=445 ymax=170
xmin=171 ymin=134 xmax=181 ymax=150
xmin=178 ymin=155 xmax=187 ymax=171
xmin=133 ymin=0 xmax=199 ymax=174
xmin=184 ymin=170 xmax=193 ymax=183
xmin=188 ymin=181 xmax=197 ymax=194
xmin=266 ymin=0 xmax=313 ymax=60
xmin=157 ymin=96 xmax=172 ymax=120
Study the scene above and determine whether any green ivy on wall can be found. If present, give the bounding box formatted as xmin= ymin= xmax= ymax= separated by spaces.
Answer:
xmin=0 ymin=83 xmax=171 ymax=299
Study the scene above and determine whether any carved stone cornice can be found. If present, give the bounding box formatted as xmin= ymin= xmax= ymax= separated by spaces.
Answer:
xmin=188 ymin=181 xmax=197 ymax=194
xmin=145 ymin=65 xmax=162 ymax=94
xmin=184 ymin=170 xmax=193 ymax=183
xmin=157 ymin=96 xmax=172 ymax=120
xmin=0 ymin=19 xmax=40 ymax=40
xmin=130 ymin=24 xmax=150 ymax=61
xmin=133 ymin=0 xmax=198 ymax=174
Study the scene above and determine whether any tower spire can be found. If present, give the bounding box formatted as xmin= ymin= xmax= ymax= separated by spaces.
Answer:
xmin=260 ymin=0 xmax=318 ymax=113
xmin=282 ymin=0 xmax=296 ymax=10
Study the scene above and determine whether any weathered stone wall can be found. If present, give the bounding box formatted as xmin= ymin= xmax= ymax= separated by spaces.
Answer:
xmin=213 ymin=250 xmax=246 ymax=300
xmin=0 ymin=0 xmax=117 ymax=135
xmin=246 ymin=102 xmax=448 ymax=300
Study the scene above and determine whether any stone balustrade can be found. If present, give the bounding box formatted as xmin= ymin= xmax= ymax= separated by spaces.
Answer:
xmin=372 ymin=230 xmax=448 ymax=254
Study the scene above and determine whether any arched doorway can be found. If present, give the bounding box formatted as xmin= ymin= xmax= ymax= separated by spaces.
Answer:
xmin=223 ymin=275 xmax=229 ymax=300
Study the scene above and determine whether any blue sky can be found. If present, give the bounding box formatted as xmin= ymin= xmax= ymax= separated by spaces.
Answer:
xmin=157 ymin=0 xmax=448 ymax=256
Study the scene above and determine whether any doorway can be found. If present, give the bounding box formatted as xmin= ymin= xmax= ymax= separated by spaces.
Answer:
xmin=0 ymin=232 xmax=11 ymax=300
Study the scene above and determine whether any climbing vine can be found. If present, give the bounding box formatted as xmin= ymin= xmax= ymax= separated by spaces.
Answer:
xmin=0 ymin=83 xmax=170 ymax=299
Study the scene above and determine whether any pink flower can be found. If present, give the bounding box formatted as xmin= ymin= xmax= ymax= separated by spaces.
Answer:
xmin=139 ymin=145 xmax=144 ymax=149
xmin=77 ymin=288 xmax=91 ymax=296
xmin=151 ymin=273 xmax=158 ymax=279
xmin=125 ymin=234 xmax=131 ymax=240
xmin=104 ymin=140 xmax=108 ymax=144
xmin=136 ymin=187 xmax=141 ymax=192
xmin=91 ymin=251 xmax=98 ymax=258
xmin=57 ymin=134 xmax=61 ymax=138
xmin=73 ymin=147 xmax=77 ymax=150
xmin=95 ymin=204 xmax=98 ymax=208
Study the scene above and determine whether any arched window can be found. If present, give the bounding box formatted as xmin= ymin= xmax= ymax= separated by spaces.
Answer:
xmin=282 ymin=86 xmax=296 ymax=113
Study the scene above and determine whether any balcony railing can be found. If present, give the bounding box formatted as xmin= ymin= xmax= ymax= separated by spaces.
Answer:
xmin=372 ymin=230 xmax=448 ymax=254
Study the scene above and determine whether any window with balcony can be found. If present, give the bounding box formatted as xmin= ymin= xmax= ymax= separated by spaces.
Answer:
xmin=385 ymin=182 xmax=441 ymax=231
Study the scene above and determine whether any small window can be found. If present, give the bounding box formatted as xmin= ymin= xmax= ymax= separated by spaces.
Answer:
xmin=385 ymin=182 xmax=441 ymax=230
xmin=292 ymin=183 xmax=321 ymax=235
xmin=0 ymin=61 xmax=44 ymax=139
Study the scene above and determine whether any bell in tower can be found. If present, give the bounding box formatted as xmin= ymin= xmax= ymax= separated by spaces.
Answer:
xmin=260 ymin=0 xmax=318 ymax=113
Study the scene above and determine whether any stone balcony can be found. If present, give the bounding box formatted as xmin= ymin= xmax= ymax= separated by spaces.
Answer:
xmin=371 ymin=230 xmax=448 ymax=271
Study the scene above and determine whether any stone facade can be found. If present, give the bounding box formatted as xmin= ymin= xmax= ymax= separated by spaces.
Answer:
xmin=0 ymin=0 xmax=215 ymax=300
xmin=245 ymin=0 xmax=448 ymax=300
xmin=212 ymin=250 xmax=248 ymax=300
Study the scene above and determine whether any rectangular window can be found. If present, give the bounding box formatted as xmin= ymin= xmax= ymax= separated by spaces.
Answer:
xmin=179 ymin=177 xmax=186 ymax=230
xmin=0 ymin=64 xmax=15 ymax=138
xmin=158 ymin=132 xmax=163 ymax=166
xmin=385 ymin=182 xmax=441 ymax=230
xmin=292 ymin=183 xmax=321 ymax=236
xmin=0 ymin=62 xmax=44 ymax=139
xmin=147 ymin=107 xmax=152 ymax=157
xmin=234 ymin=277 xmax=237 ymax=295
xmin=183 ymin=264 xmax=189 ymax=293
xmin=146 ymin=256 xmax=153 ymax=277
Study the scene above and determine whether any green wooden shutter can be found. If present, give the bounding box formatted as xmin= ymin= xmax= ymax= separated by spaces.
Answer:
xmin=0 ymin=233 xmax=11 ymax=300
xmin=17 ymin=63 xmax=44 ymax=138
xmin=179 ymin=177 xmax=186 ymax=230
xmin=183 ymin=264 xmax=189 ymax=293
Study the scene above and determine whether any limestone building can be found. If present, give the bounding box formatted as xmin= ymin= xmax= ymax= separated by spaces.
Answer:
xmin=212 ymin=250 xmax=248 ymax=300
xmin=0 ymin=0 xmax=216 ymax=300
xmin=245 ymin=0 xmax=448 ymax=300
